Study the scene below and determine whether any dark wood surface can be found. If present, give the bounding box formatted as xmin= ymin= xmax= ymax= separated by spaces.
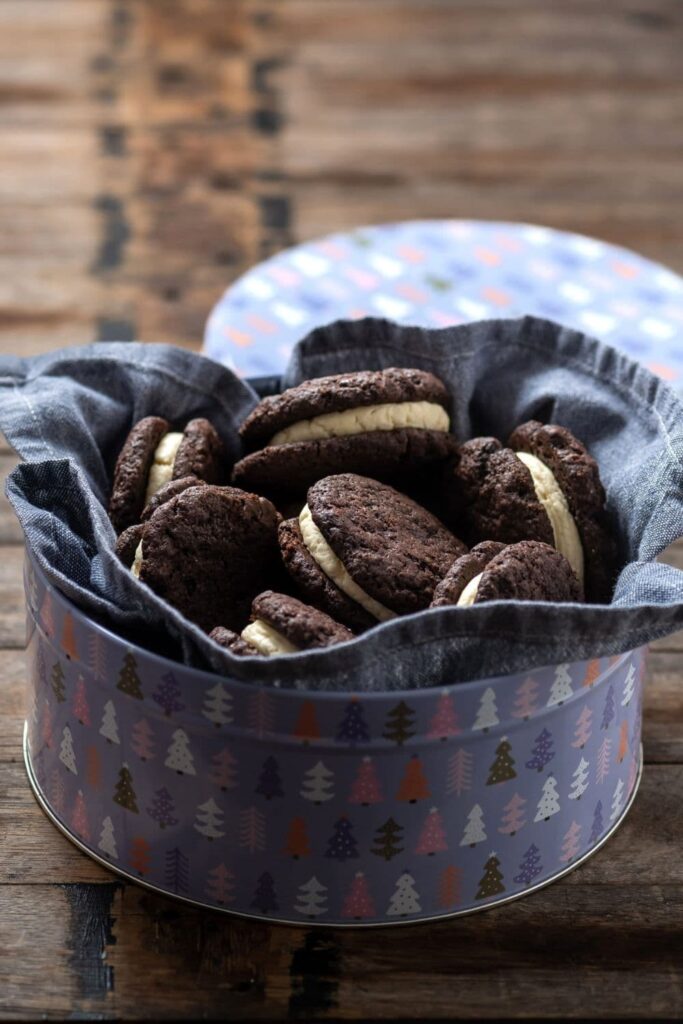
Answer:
xmin=0 ymin=1 xmax=682 ymax=1019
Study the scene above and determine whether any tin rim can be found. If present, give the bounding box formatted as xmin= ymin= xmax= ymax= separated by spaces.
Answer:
xmin=23 ymin=723 xmax=644 ymax=929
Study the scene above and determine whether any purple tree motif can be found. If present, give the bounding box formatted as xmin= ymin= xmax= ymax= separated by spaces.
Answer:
xmin=601 ymin=684 xmax=616 ymax=730
xmin=525 ymin=728 xmax=555 ymax=772
xmin=147 ymin=787 xmax=179 ymax=829
xmin=255 ymin=755 xmax=284 ymax=799
xmin=251 ymin=871 xmax=278 ymax=914
xmin=325 ymin=816 xmax=359 ymax=862
xmin=152 ymin=671 xmax=185 ymax=717
xmin=165 ymin=847 xmax=189 ymax=894
xmin=589 ymin=800 xmax=604 ymax=844
xmin=335 ymin=699 xmax=370 ymax=745
xmin=513 ymin=844 xmax=543 ymax=885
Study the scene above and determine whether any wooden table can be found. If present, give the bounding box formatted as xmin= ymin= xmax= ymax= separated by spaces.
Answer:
xmin=1 ymin=1 xmax=682 ymax=1018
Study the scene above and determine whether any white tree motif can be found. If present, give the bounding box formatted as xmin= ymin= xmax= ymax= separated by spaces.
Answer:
xmin=610 ymin=778 xmax=625 ymax=822
xmin=202 ymin=683 xmax=234 ymax=727
xmin=193 ymin=797 xmax=225 ymax=840
xmin=446 ymin=748 xmax=473 ymax=796
xmin=472 ymin=687 xmax=499 ymax=731
xmin=534 ymin=775 xmax=561 ymax=822
xmin=386 ymin=872 xmax=421 ymax=917
xmin=460 ymin=803 xmax=487 ymax=846
xmin=239 ymin=806 xmax=266 ymax=852
xmin=99 ymin=700 xmax=120 ymax=745
xmin=98 ymin=816 xmax=118 ymax=859
xmin=622 ymin=663 xmax=636 ymax=707
xmin=59 ymin=725 xmax=77 ymax=774
xmin=294 ymin=876 xmax=328 ymax=918
xmin=547 ymin=664 xmax=573 ymax=707
xmin=568 ymin=757 xmax=590 ymax=801
xmin=164 ymin=728 xmax=196 ymax=775
xmin=301 ymin=760 xmax=334 ymax=803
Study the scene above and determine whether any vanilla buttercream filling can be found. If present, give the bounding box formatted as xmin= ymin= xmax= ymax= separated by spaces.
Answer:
xmin=457 ymin=572 xmax=483 ymax=607
xmin=241 ymin=619 xmax=299 ymax=656
xmin=131 ymin=539 xmax=143 ymax=578
xmin=144 ymin=431 xmax=183 ymax=505
xmin=298 ymin=504 xmax=396 ymax=622
xmin=515 ymin=451 xmax=584 ymax=585
xmin=269 ymin=401 xmax=449 ymax=447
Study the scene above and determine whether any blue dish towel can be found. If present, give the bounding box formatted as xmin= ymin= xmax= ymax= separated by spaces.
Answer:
xmin=1 ymin=318 xmax=682 ymax=691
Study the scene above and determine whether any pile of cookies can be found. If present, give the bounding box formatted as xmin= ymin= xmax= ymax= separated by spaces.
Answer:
xmin=109 ymin=368 xmax=616 ymax=657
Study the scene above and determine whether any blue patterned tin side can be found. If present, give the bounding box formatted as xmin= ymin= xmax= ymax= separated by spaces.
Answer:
xmin=24 ymin=550 xmax=644 ymax=926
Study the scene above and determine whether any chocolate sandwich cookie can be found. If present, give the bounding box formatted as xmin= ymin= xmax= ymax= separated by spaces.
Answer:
xmin=449 ymin=424 xmax=615 ymax=602
xmin=131 ymin=484 xmax=281 ymax=632
xmin=232 ymin=368 xmax=457 ymax=496
xmin=239 ymin=591 xmax=354 ymax=656
xmin=109 ymin=416 xmax=226 ymax=533
xmin=431 ymin=540 xmax=582 ymax=607
xmin=295 ymin=474 xmax=467 ymax=622
xmin=209 ymin=626 xmax=259 ymax=656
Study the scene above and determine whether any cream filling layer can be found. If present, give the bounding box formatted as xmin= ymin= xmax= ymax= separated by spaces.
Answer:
xmin=144 ymin=431 xmax=183 ymax=505
xmin=131 ymin=540 xmax=143 ymax=579
xmin=515 ymin=450 xmax=584 ymax=585
xmin=457 ymin=572 xmax=483 ymax=607
xmin=269 ymin=400 xmax=449 ymax=447
xmin=241 ymin=619 xmax=299 ymax=656
xmin=298 ymin=504 xmax=396 ymax=623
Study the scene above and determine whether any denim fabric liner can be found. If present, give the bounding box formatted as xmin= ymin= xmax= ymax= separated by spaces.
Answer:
xmin=1 ymin=318 xmax=682 ymax=692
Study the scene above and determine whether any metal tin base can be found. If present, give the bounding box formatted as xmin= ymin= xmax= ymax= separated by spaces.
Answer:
xmin=23 ymin=723 xmax=644 ymax=929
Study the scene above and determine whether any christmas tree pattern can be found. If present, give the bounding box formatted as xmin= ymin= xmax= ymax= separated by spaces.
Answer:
xmin=415 ymin=807 xmax=447 ymax=855
xmin=283 ymin=816 xmax=311 ymax=859
xmin=131 ymin=718 xmax=155 ymax=761
xmin=583 ymin=658 xmax=601 ymax=688
xmin=560 ymin=821 xmax=581 ymax=863
xmin=205 ymin=864 xmax=235 ymax=905
xmin=301 ymin=760 xmax=334 ymax=803
xmin=596 ymin=737 xmax=612 ymax=784
xmin=383 ymin=700 xmax=416 ymax=746
xmin=49 ymin=768 xmax=66 ymax=815
xmin=601 ymin=684 xmax=616 ymax=730
xmin=348 ymin=756 xmax=383 ymax=806
xmin=342 ymin=872 xmax=375 ymax=920
xmin=255 ymin=755 xmax=284 ymax=799
xmin=239 ymin=806 xmax=266 ymax=853
xmin=568 ymin=757 xmax=589 ymax=800
xmin=336 ymin=699 xmax=370 ymax=745
xmin=165 ymin=847 xmax=189 ymax=895
xmin=113 ymin=763 xmax=139 ymax=813
xmin=129 ymin=836 xmax=151 ymax=875
xmin=589 ymin=801 xmax=604 ymax=844
xmin=472 ymin=687 xmax=499 ymax=731
xmin=209 ymin=747 xmax=238 ymax=791
xmin=446 ymin=748 xmax=473 ymax=796
xmin=116 ymin=652 xmax=143 ymax=699
xmin=294 ymin=876 xmax=328 ymax=918
xmin=512 ymin=677 xmax=540 ymax=720
xmin=97 ymin=816 xmax=118 ymax=859
xmin=427 ymin=690 xmax=460 ymax=740
xmin=546 ymin=664 xmax=573 ymax=707
xmin=251 ymin=872 xmax=278 ymax=914
xmin=99 ymin=700 xmax=120 ymax=745
xmin=40 ymin=590 xmax=55 ymax=638
xmin=475 ymin=853 xmax=505 ymax=900
xmin=534 ymin=775 xmax=560 ymax=822
xmin=486 ymin=737 xmax=517 ymax=785
xmin=88 ymin=632 xmax=107 ymax=680
xmin=71 ymin=789 xmax=90 ymax=841
xmin=194 ymin=797 xmax=225 ymax=840
xmin=72 ymin=676 xmax=90 ymax=726
xmin=627 ymin=750 xmax=639 ymax=797
xmin=610 ymin=778 xmax=625 ymax=822
xmin=152 ymin=671 xmax=185 ymax=717
xmin=513 ymin=844 xmax=543 ymax=885
xmin=325 ymin=816 xmax=359 ymax=862
xmin=386 ymin=871 xmax=421 ymax=917
xmin=397 ymin=754 xmax=430 ymax=803
xmin=85 ymin=744 xmax=102 ymax=789
xmin=460 ymin=804 xmax=486 ymax=847
xmin=621 ymin=662 xmax=636 ymax=706
xmin=51 ymin=661 xmax=66 ymax=703
xmin=437 ymin=865 xmax=462 ymax=909
xmin=164 ymin=728 xmax=196 ymax=775
xmin=371 ymin=817 xmax=404 ymax=861
xmin=248 ymin=689 xmax=275 ymax=738
xmin=498 ymin=793 xmax=526 ymax=836
xmin=617 ymin=720 xmax=629 ymax=763
xmin=59 ymin=725 xmax=77 ymax=774
xmin=37 ymin=641 xmax=48 ymax=689
xmin=41 ymin=700 xmax=53 ymax=749
xmin=525 ymin=727 xmax=554 ymax=772
xmin=292 ymin=700 xmax=320 ymax=744
xmin=202 ymin=682 xmax=233 ymax=727
xmin=572 ymin=705 xmax=593 ymax=748
xmin=61 ymin=612 xmax=78 ymax=661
